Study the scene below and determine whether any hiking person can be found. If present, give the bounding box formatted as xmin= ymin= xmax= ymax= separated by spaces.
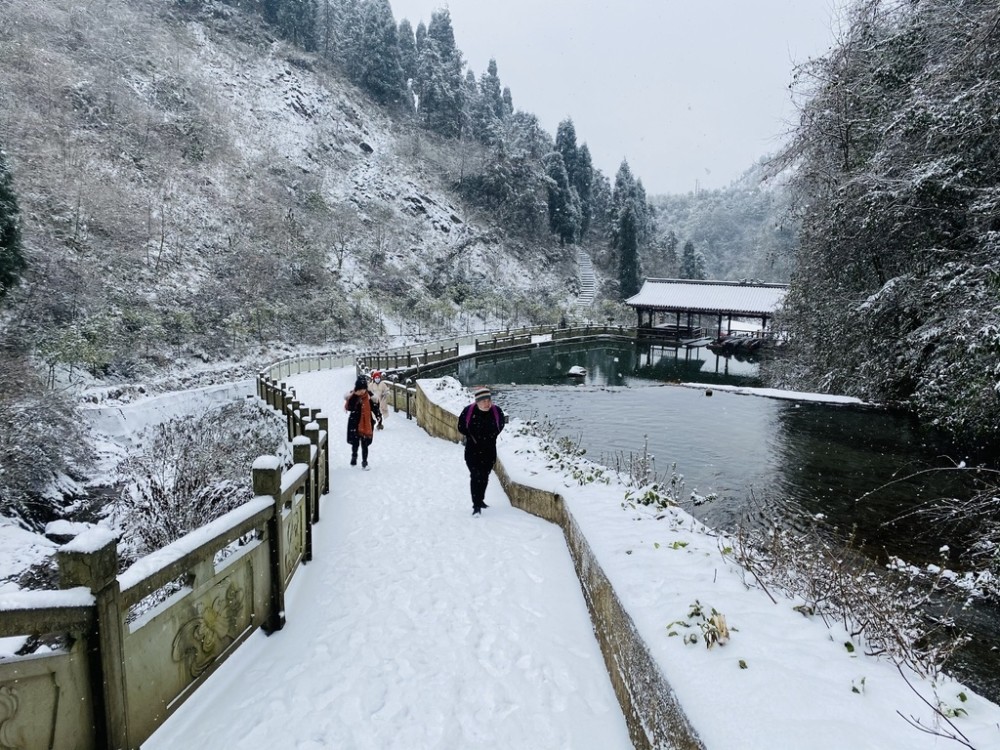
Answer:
xmin=368 ymin=370 xmax=390 ymax=425
xmin=456 ymin=386 xmax=505 ymax=516
xmin=345 ymin=376 xmax=382 ymax=469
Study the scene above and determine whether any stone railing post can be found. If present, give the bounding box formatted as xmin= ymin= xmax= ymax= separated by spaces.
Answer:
xmin=288 ymin=398 xmax=301 ymax=438
xmin=58 ymin=528 xmax=128 ymax=750
xmin=253 ymin=458 xmax=286 ymax=635
xmin=317 ymin=413 xmax=330 ymax=493
xmin=292 ymin=436 xmax=314 ymax=562
xmin=305 ymin=421 xmax=322 ymax=523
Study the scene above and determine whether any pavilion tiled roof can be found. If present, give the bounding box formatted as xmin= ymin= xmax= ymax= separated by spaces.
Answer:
xmin=624 ymin=279 xmax=788 ymax=316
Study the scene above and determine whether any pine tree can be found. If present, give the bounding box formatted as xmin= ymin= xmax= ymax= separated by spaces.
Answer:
xmin=469 ymin=58 xmax=507 ymax=144
xmin=397 ymin=18 xmax=418 ymax=82
xmin=334 ymin=0 xmax=366 ymax=81
xmin=414 ymin=20 xmax=426 ymax=52
xmin=611 ymin=160 xmax=643 ymax=298
xmin=555 ymin=119 xmax=579 ymax=186
xmin=0 ymin=146 xmax=24 ymax=302
xmin=617 ymin=203 xmax=640 ymax=297
xmin=480 ymin=59 xmax=505 ymax=119
xmin=357 ymin=0 xmax=409 ymax=108
xmin=413 ymin=9 xmax=465 ymax=137
xmin=679 ymin=240 xmax=706 ymax=279
xmin=263 ymin=0 xmax=318 ymax=51
xmin=543 ymin=152 xmax=580 ymax=245
xmin=664 ymin=229 xmax=679 ymax=273
xmin=425 ymin=7 xmax=457 ymax=57
xmin=553 ymin=119 xmax=596 ymax=241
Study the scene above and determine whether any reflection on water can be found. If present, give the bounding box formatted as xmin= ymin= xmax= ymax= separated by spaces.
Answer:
xmin=455 ymin=340 xmax=760 ymax=388
xmin=430 ymin=340 xmax=972 ymax=561
xmin=422 ymin=339 xmax=1000 ymax=701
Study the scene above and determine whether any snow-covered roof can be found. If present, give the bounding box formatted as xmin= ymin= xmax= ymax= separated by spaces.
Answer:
xmin=625 ymin=278 xmax=788 ymax=316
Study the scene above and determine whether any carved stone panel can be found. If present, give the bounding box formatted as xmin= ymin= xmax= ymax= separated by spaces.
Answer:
xmin=282 ymin=496 xmax=305 ymax=585
xmin=0 ymin=646 xmax=94 ymax=750
xmin=125 ymin=559 xmax=257 ymax=746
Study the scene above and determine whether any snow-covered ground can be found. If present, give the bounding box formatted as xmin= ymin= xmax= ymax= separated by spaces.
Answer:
xmin=140 ymin=366 xmax=1000 ymax=750
xmin=143 ymin=366 xmax=633 ymax=749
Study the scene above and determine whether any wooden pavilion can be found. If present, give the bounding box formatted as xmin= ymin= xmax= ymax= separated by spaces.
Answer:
xmin=624 ymin=278 xmax=789 ymax=343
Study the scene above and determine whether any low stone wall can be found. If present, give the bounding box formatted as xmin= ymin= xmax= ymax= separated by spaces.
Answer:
xmin=414 ymin=381 xmax=463 ymax=443
xmin=416 ymin=387 xmax=705 ymax=750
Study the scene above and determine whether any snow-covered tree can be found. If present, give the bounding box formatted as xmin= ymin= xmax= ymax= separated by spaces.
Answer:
xmin=575 ymin=143 xmax=594 ymax=237
xmin=555 ymin=119 xmax=594 ymax=239
xmin=397 ymin=18 xmax=418 ymax=82
xmin=263 ymin=0 xmax=318 ymax=51
xmin=543 ymin=151 xmax=580 ymax=245
xmin=357 ymin=0 xmax=409 ymax=109
xmin=413 ymin=9 xmax=465 ymax=137
xmin=610 ymin=160 xmax=645 ymax=298
xmin=480 ymin=59 xmax=505 ymax=120
xmin=0 ymin=145 xmax=24 ymax=301
xmin=776 ymin=0 xmax=1000 ymax=437
xmin=679 ymin=240 xmax=706 ymax=280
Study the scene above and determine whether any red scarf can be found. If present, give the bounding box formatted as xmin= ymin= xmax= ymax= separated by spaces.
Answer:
xmin=358 ymin=390 xmax=374 ymax=438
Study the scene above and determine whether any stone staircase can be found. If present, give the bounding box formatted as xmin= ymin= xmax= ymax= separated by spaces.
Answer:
xmin=575 ymin=249 xmax=596 ymax=308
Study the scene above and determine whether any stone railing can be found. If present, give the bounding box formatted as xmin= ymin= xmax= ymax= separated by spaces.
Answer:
xmin=0 ymin=326 xmax=649 ymax=750
xmin=0 ymin=383 xmax=328 ymax=750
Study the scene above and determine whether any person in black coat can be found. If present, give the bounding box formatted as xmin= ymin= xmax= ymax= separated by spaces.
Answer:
xmin=456 ymin=386 xmax=505 ymax=515
xmin=345 ymin=376 xmax=382 ymax=468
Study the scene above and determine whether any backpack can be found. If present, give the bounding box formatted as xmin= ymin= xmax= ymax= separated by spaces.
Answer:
xmin=464 ymin=403 xmax=502 ymax=431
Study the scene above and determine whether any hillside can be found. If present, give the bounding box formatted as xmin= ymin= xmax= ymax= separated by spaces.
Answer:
xmin=0 ymin=0 xmax=580 ymax=393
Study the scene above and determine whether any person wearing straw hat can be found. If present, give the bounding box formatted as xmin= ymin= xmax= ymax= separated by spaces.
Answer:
xmin=456 ymin=386 xmax=505 ymax=516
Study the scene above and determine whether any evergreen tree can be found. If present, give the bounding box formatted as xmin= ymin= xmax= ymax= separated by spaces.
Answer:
xmin=413 ymin=9 xmax=465 ymax=137
xmin=425 ymin=7 xmax=457 ymax=55
xmin=414 ymin=19 xmax=426 ymax=52
xmin=458 ymin=112 xmax=551 ymax=237
xmin=480 ymin=59 xmax=505 ymax=120
xmin=501 ymin=87 xmax=513 ymax=116
xmin=611 ymin=160 xmax=642 ymax=297
xmin=679 ymin=240 xmax=705 ymax=279
xmin=588 ymin=169 xmax=613 ymax=241
xmin=575 ymin=143 xmax=594 ymax=237
xmin=357 ymin=0 xmax=409 ymax=108
xmin=397 ymin=18 xmax=418 ymax=82
xmin=462 ymin=69 xmax=480 ymax=138
xmin=0 ymin=146 xmax=24 ymax=301
xmin=543 ymin=152 xmax=580 ymax=245
xmin=664 ymin=229 xmax=678 ymax=273
xmin=331 ymin=0 xmax=365 ymax=78
xmin=555 ymin=119 xmax=597 ymax=241
xmin=264 ymin=0 xmax=318 ymax=51
xmin=617 ymin=203 xmax=640 ymax=297
xmin=774 ymin=0 xmax=1000 ymax=435
xmin=555 ymin=119 xmax=579 ymax=186
xmin=468 ymin=58 xmax=507 ymax=144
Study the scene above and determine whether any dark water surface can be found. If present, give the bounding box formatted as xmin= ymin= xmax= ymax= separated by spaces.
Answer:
xmin=424 ymin=339 xmax=1000 ymax=699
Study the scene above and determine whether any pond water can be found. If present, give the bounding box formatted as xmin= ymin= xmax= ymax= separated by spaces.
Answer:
xmin=423 ymin=339 xmax=1000 ymax=700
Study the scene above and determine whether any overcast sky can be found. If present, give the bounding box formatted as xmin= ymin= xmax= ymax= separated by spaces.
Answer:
xmin=389 ymin=0 xmax=844 ymax=196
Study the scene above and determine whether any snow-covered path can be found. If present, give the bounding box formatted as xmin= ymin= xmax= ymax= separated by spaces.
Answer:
xmin=144 ymin=367 xmax=632 ymax=749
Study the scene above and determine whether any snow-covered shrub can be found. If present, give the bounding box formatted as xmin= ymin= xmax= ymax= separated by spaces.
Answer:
xmin=730 ymin=514 xmax=969 ymax=682
xmin=113 ymin=400 xmax=288 ymax=562
xmin=0 ymin=352 xmax=93 ymax=529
